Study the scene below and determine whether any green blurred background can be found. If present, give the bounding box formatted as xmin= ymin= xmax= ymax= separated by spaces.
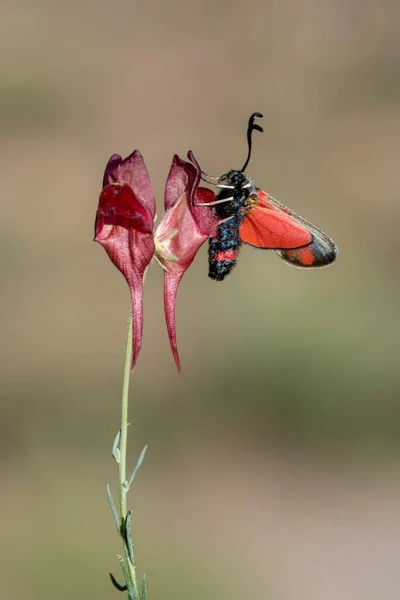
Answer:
xmin=1 ymin=1 xmax=400 ymax=598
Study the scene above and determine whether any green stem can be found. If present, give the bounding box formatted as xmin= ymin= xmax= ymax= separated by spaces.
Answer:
xmin=119 ymin=315 xmax=132 ymax=519
xmin=118 ymin=314 xmax=139 ymax=598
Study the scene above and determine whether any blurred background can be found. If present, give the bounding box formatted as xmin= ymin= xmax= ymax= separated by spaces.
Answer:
xmin=1 ymin=0 xmax=400 ymax=598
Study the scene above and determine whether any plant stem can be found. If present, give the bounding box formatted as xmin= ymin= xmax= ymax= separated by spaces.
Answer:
xmin=119 ymin=314 xmax=132 ymax=520
xmin=118 ymin=314 xmax=139 ymax=598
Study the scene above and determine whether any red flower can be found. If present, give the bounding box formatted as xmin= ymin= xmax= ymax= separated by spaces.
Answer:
xmin=95 ymin=149 xmax=218 ymax=372
xmin=94 ymin=150 xmax=155 ymax=369
xmin=155 ymin=152 xmax=218 ymax=372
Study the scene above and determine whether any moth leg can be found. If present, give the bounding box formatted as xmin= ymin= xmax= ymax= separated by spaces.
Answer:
xmin=194 ymin=196 xmax=233 ymax=207
xmin=217 ymin=216 xmax=236 ymax=226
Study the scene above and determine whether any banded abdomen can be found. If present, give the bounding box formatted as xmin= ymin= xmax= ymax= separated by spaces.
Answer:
xmin=208 ymin=215 xmax=242 ymax=281
xmin=208 ymin=170 xmax=252 ymax=281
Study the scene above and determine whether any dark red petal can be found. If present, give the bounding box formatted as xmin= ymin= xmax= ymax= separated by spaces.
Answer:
xmin=102 ymin=150 xmax=156 ymax=221
xmin=192 ymin=187 xmax=218 ymax=237
xmin=193 ymin=187 xmax=215 ymax=204
xmin=96 ymin=184 xmax=153 ymax=234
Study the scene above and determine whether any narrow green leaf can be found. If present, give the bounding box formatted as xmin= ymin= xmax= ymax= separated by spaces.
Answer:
xmin=106 ymin=484 xmax=120 ymax=532
xmin=112 ymin=429 xmax=121 ymax=462
xmin=141 ymin=574 xmax=147 ymax=600
xmin=118 ymin=555 xmax=137 ymax=600
xmin=128 ymin=445 xmax=148 ymax=488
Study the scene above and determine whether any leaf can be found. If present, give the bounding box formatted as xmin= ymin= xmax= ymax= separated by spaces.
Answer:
xmin=106 ymin=484 xmax=120 ymax=532
xmin=112 ymin=429 xmax=121 ymax=462
xmin=118 ymin=555 xmax=137 ymax=600
xmin=141 ymin=574 xmax=147 ymax=600
xmin=128 ymin=445 xmax=148 ymax=488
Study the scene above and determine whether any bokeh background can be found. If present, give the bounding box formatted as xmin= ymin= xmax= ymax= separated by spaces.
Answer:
xmin=1 ymin=0 xmax=400 ymax=598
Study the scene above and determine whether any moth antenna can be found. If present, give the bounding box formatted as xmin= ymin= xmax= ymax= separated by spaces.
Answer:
xmin=240 ymin=112 xmax=263 ymax=173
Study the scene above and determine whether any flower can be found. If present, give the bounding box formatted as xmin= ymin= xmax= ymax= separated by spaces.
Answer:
xmin=94 ymin=150 xmax=156 ymax=369
xmin=95 ymin=148 xmax=218 ymax=372
xmin=155 ymin=152 xmax=218 ymax=372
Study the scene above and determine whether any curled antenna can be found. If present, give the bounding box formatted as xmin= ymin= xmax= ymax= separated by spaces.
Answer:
xmin=240 ymin=112 xmax=264 ymax=172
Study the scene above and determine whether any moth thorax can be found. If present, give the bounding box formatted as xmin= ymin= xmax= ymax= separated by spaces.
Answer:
xmin=218 ymin=169 xmax=247 ymax=188
xmin=242 ymin=191 xmax=259 ymax=214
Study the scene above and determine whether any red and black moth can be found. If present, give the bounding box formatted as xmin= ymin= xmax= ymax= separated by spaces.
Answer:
xmin=198 ymin=113 xmax=338 ymax=281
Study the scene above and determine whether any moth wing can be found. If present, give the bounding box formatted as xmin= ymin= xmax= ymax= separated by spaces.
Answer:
xmin=250 ymin=190 xmax=338 ymax=268
xmin=239 ymin=193 xmax=312 ymax=250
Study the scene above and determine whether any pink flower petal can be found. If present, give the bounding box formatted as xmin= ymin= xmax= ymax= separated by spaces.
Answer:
xmin=95 ymin=225 xmax=155 ymax=368
xmin=164 ymin=155 xmax=197 ymax=211
xmin=156 ymin=154 xmax=219 ymax=371
xmin=163 ymin=265 xmax=185 ymax=373
xmin=187 ymin=151 xmax=219 ymax=237
xmin=160 ymin=195 xmax=211 ymax=372
xmin=95 ymin=150 xmax=155 ymax=369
